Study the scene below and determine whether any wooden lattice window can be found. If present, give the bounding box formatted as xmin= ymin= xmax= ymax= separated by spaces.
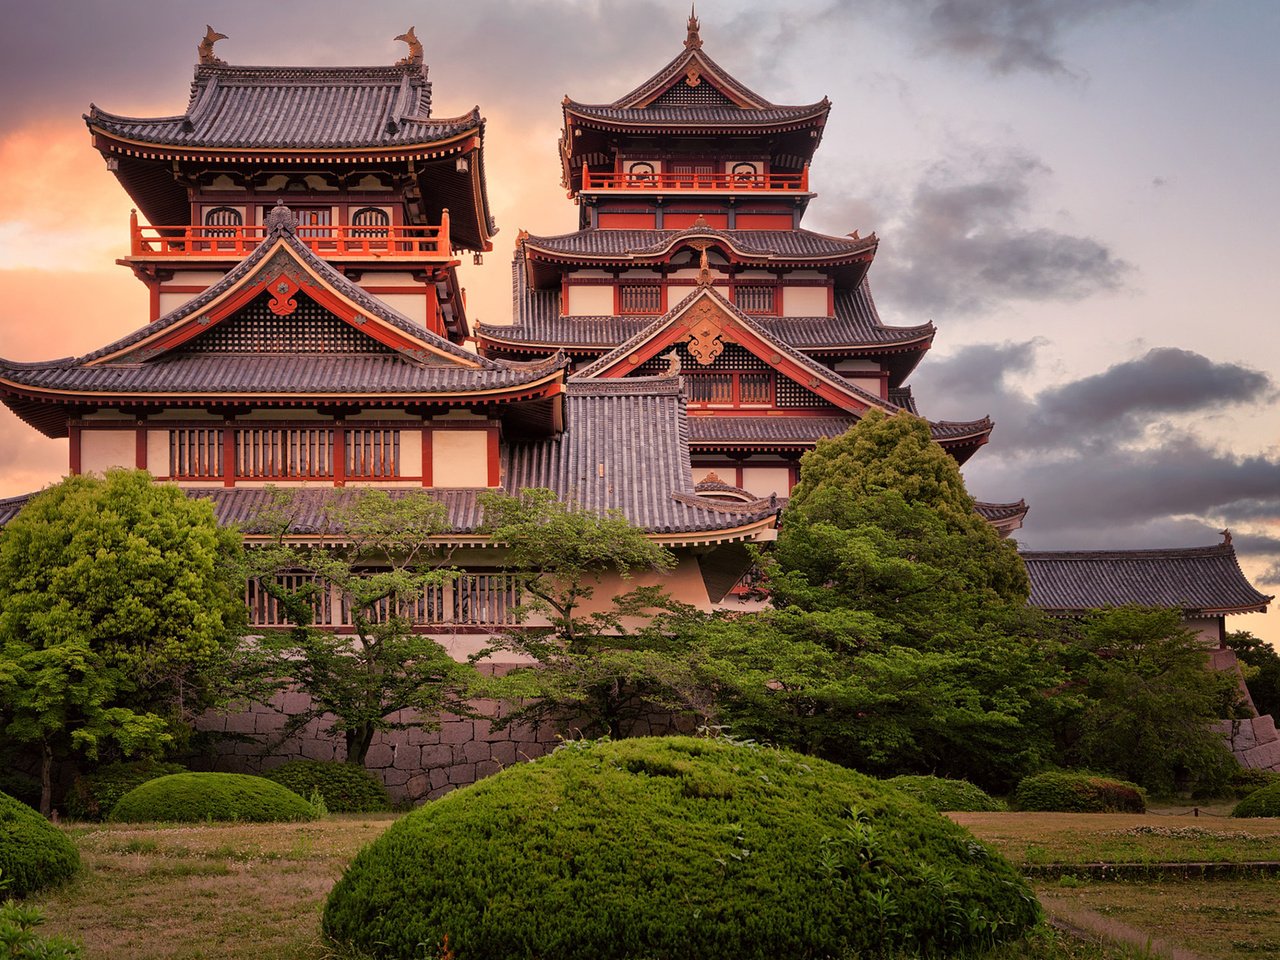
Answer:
xmin=235 ymin=427 xmax=333 ymax=478
xmin=685 ymin=372 xmax=774 ymax=407
xmin=734 ymin=286 xmax=776 ymax=314
xmin=187 ymin=293 xmax=392 ymax=354
xmin=351 ymin=206 xmax=390 ymax=237
xmin=246 ymin=573 xmax=335 ymax=627
xmin=775 ymin=376 xmax=825 ymax=408
xmin=294 ymin=207 xmax=332 ymax=239
xmin=169 ymin=428 xmax=223 ymax=478
xmin=619 ymin=284 xmax=662 ymax=314
xmin=203 ymin=206 xmax=242 ymax=237
xmin=452 ymin=573 xmax=522 ymax=625
xmin=346 ymin=428 xmax=401 ymax=478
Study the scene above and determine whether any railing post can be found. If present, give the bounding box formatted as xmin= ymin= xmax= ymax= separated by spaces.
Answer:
xmin=129 ymin=209 xmax=140 ymax=255
xmin=802 ymin=164 xmax=810 ymax=192
xmin=439 ymin=208 xmax=451 ymax=257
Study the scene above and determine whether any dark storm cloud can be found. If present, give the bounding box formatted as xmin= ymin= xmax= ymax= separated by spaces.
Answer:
xmin=863 ymin=153 xmax=1129 ymax=316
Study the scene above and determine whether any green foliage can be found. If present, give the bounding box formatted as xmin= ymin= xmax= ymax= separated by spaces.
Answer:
xmin=324 ymin=736 xmax=1040 ymax=960
xmin=0 ymin=791 xmax=79 ymax=897
xmin=887 ymin=776 xmax=1006 ymax=812
xmin=475 ymin=490 xmax=688 ymax=738
xmin=1230 ymin=781 xmax=1280 ymax=818
xmin=64 ymin=759 xmax=186 ymax=821
xmin=245 ymin=489 xmax=476 ymax=766
xmin=1013 ymin=772 xmax=1147 ymax=813
xmin=108 ymin=773 xmax=317 ymax=824
xmin=262 ymin=760 xmax=390 ymax=813
xmin=1226 ymin=630 xmax=1280 ymax=718
xmin=1226 ymin=766 xmax=1280 ymax=799
xmin=0 ymin=897 xmax=83 ymax=958
xmin=1065 ymin=608 xmax=1241 ymax=795
xmin=0 ymin=471 xmax=246 ymax=813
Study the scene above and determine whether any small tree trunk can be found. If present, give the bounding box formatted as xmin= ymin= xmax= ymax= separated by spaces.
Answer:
xmin=346 ymin=725 xmax=375 ymax=767
xmin=40 ymin=740 xmax=54 ymax=818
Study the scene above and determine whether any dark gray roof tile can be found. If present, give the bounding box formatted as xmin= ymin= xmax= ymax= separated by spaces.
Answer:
xmin=523 ymin=228 xmax=873 ymax=260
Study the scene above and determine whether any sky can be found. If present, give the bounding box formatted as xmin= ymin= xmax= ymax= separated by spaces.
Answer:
xmin=1 ymin=0 xmax=1277 ymax=639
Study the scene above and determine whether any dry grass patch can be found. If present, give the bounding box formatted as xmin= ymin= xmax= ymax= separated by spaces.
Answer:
xmin=1039 ymin=879 xmax=1280 ymax=960
xmin=951 ymin=811 xmax=1280 ymax=867
xmin=32 ymin=815 xmax=396 ymax=960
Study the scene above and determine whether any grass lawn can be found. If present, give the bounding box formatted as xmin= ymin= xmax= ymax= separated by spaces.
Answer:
xmin=22 ymin=809 xmax=1279 ymax=959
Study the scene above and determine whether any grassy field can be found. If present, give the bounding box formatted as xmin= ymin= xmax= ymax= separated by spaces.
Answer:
xmin=21 ymin=809 xmax=1280 ymax=959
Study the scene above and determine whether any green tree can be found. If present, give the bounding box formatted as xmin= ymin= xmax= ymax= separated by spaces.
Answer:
xmin=0 ymin=471 xmax=246 ymax=814
xmin=247 ymin=489 xmax=474 ymax=766
xmin=1225 ymin=630 xmax=1280 ymax=717
xmin=473 ymin=489 xmax=692 ymax=737
xmin=1066 ymin=607 xmax=1243 ymax=794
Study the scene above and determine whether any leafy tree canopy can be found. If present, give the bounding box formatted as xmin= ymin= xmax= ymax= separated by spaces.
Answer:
xmin=1226 ymin=630 xmax=1280 ymax=718
xmin=0 ymin=471 xmax=246 ymax=812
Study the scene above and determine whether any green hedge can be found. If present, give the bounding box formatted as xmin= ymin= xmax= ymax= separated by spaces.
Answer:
xmin=262 ymin=760 xmax=390 ymax=814
xmin=0 ymin=791 xmax=80 ymax=897
xmin=324 ymin=736 xmax=1040 ymax=960
xmin=1227 ymin=767 xmax=1280 ymax=800
xmin=887 ymin=775 xmax=1006 ymax=812
xmin=65 ymin=760 xmax=187 ymax=821
xmin=1013 ymin=772 xmax=1146 ymax=813
xmin=1231 ymin=781 xmax=1280 ymax=818
xmin=109 ymin=773 xmax=318 ymax=824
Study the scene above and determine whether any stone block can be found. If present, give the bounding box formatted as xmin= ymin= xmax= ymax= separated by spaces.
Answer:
xmin=382 ymin=768 xmax=410 ymax=787
xmin=299 ymin=738 xmax=337 ymax=762
xmin=365 ymin=743 xmax=395 ymax=769
xmin=407 ymin=773 xmax=430 ymax=797
xmin=254 ymin=712 xmax=287 ymax=735
xmin=392 ymin=745 xmax=421 ymax=771
xmin=474 ymin=760 xmax=502 ymax=781
xmin=234 ymin=741 xmax=263 ymax=756
xmin=223 ymin=711 xmax=258 ymax=735
xmin=406 ymin=726 xmax=437 ymax=746
xmin=439 ymin=721 xmax=473 ymax=744
xmin=429 ymin=768 xmax=450 ymax=790
xmin=278 ymin=692 xmax=312 ymax=714
xmin=1255 ymin=714 xmax=1278 ymax=742
xmin=490 ymin=741 xmax=517 ymax=766
xmin=472 ymin=718 xmax=493 ymax=740
xmin=462 ymin=741 xmax=491 ymax=763
xmin=420 ymin=744 xmax=454 ymax=768
xmin=448 ymin=763 xmax=477 ymax=785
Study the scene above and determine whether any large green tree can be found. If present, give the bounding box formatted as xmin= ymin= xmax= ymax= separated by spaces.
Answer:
xmin=247 ymin=489 xmax=474 ymax=766
xmin=473 ymin=489 xmax=694 ymax=738
xmin=1226 ymin=630 xmax=1280 ymax=718
xmin=0 ymin=470 xmax=246 ymax=813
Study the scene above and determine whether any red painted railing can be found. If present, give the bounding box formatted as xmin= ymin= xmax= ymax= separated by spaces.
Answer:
xmin=581 ymin=165 xmax=808 ymax=193
xmin=129 ymin=210 xmax=453 ymax=259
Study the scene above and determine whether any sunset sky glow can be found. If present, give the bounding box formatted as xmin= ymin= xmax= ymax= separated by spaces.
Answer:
xmin=2 ymin=0 xmax=1277 ymax=639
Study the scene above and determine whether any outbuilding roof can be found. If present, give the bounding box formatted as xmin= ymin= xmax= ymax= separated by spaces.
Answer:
xmin=1022 ymin=542 xmax=1273 ymax=616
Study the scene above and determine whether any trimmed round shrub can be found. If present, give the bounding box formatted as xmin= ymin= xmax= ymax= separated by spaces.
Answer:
xmin=324 ymin=737 xmax=1040 ymax=960
xmin=262 ymin=760 xmax=390 ymax=814
xmin=888 ymin=775 xmax=1006 ymax=812
xmin=65 ymin=760 xmax=187 ymax=821
xmin=109 ymin=773 xmax=317 ymax=824
xmin=1231 ymin=781 xmax=1280 ymax=818
xmin=0 ymin=791 xmax=79 ymax=897
xmin=1014 ymin=772 xmax=1147 ymax=813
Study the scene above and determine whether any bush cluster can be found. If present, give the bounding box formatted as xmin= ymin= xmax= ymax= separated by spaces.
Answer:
xmin=324 ymin=736 xmax=1040 ymax=960
xmin=65 ymin=760 xmax=187 ymax=821
xmin=0 ymin=791 xmax=80 ymax=897
xmin=109 ymin=773 xmax=318 ymax=823
xmin=1231 ymin=781 xmax=1280 ymax=818
xmin=1013 ymin=772 xmax=1146 ymax=813
xmin=1226 ymin=766 xmax=1280 ymax=800
xmin=0 ymin=899 xmax=83 ymax=958
xmin=263 ymin=760 xmax=390 ymax=813
xmin=887 ymin=775 xmax=1006 ymax=812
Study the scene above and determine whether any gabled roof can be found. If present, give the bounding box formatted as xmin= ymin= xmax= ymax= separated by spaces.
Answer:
xmin=86 ymin=62 xmax=464 ymax=151
xmin=0 ymin=205 xmax=566 ymax=436
xmin=521 ymin=227 xmax=875 ymax=265
xmin=1022 ymin=541 xmax=1273 ymax=616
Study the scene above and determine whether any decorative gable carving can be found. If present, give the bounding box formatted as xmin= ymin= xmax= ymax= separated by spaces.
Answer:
xmin=682 ymin=299 xmax=730 ymax=365
xmin=183 ymin=292 xmax=396 ymax=355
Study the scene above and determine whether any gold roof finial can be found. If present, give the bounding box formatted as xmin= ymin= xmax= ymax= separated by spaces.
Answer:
xmin=395 ymin=27 xmax=424 ymax=66
xmin=685 ymin=4 xmax=702 ymax=50
xmin=198 ymin=26 xmax=228 ymax=65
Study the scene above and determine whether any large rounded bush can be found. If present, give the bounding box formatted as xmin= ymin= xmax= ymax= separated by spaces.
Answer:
xmin=324 ymin=737 xmax=1040 ymax=960
xmin=1231 ymin=781 xmax=1280 ymax=818
xmin=65 ymin=760 xmax=187 ymax=821
xmin=0 ymin=791 xmax=79 ymax=897
xmin=888 ymin=775 xmax=1006 ymax=812
xmin=1014 ymin=772 xmax=1146 ymax=813
xmin=263 ymin=760 xmax=390 ymax=813
xmin=109 ymin=773 xmax=317 ymax=823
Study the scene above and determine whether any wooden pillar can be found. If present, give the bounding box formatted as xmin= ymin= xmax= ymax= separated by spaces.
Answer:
xmin=333 ymin=420 xmax=346 ymax=487
xmin=135 ymin=419 xmax=147 ymax=471
xmin=421 ymin=425 xmax=433 ymax=487
xmin=487 ymin=424 xmax=501 ymax=487
xmin=68 ymin=424 xmax=81 ymax=475
xmin=222 ymin=422 xmax=235 ymax=487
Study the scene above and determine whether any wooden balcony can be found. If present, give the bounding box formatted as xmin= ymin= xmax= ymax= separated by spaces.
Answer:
xmin=581 ymin=165 xmax=808 ymax=194
xmin=127 ymin=210 xmax=454 ymax=261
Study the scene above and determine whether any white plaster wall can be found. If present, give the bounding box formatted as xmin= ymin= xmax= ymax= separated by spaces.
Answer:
xmin=566 ymin=285 xmax=614 ymax=316
xmin=146 ymin=430 xmax=172 ymax=476
xmin=374 ymin=293 xmax=427 ymax=326
xmin=432 ymin=430 xmax=489 ymax=487
xmin=740 ymin=466 xmax=792 ymax=498
xmin=399 ymin=430 xmax=423 ymax=477
xmin=782 ymin=286 xmax=829 ymax=317
xmin=80 ymin=430 xmax=135 ymax=473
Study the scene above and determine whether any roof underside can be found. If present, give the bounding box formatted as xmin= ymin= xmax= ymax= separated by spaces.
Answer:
xmin=1022 ymin=544 xmax=1273 ymax=615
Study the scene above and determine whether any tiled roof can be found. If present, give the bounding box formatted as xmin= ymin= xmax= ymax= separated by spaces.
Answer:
xmin=86 ymin=63 xmax=481 ymax=150
xmin=973 ymin=500 xmax=1029 ymax=524
xmin=478 ymin=264 xmax=932 ymax=353
xmin=523 ymin=228 xmax=874 ymax=261
xmin=0 ymin=354 xmax=562 ymax=395
xmin=564 ymin=101 xmax=828 ymax=128
xmin=685 ymin=414 xmax=989 ymax=448
xmin=1022 ymin=544 xmax=1273 ymax=615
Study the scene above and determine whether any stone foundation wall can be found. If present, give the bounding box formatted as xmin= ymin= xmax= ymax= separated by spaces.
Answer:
xmin=196 ymin=693 xmax=563 ymax=805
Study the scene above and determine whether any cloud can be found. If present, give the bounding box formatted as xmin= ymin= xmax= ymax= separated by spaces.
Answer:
xmin=842 ymin=152 xmax=1129 ymax=317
